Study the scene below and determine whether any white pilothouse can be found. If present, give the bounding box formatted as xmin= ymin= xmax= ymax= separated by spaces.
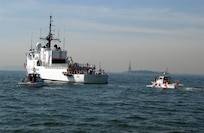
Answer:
xmin=25 ymin=16 xmax=108 ymax=84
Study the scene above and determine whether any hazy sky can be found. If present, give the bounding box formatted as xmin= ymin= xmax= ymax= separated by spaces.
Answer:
xmin=0 ymin=0 xmax=204 ymax=74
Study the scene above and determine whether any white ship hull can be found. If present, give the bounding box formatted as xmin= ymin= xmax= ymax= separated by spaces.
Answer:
xmin=27 ymin=66 xmax=108 ymax=84
xmin=146 ymin=82 xmax=176 ymax=89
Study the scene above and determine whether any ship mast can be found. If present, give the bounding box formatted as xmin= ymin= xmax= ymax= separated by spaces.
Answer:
xmin=48 ymin=15 xmax=52 ymax=48
xmin=40 ymin=15 xmax=60 ymax=48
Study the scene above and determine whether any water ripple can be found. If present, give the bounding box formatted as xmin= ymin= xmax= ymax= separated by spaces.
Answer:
xmin=0 ymin=71 xmax=204 ymax=132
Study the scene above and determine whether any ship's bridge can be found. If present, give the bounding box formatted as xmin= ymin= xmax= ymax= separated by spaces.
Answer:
xmin=52 ymin=44 xmax=67 ymax=63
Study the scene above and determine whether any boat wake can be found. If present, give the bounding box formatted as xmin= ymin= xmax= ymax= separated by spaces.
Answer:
xmin=180 ymin=86 xmax=204 ymax=92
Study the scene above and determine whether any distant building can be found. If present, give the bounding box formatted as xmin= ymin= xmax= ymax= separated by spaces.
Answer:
xmin=128 ymin=61 xmax=132 ymax=73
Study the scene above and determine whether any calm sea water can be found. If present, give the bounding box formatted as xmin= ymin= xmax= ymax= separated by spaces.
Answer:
xmin=0 ymin=71 xmax=204 ymax=133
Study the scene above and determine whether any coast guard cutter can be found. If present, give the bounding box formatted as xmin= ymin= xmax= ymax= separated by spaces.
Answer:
xmin=25 ymin=16 xmax=108 ymax=84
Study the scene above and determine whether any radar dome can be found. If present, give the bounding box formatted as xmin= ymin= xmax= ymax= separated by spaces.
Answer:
xmin=36 ymin=42 xmax=42 ymax=49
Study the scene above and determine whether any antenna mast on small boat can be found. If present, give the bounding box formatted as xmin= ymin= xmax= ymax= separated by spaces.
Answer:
xmin=163 ymin=68 xmax=169 ymax=75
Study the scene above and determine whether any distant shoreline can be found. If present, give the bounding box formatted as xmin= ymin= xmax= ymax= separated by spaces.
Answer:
xmin=125 ymin=70 xmax=161 ymax=74
xmin=0 ymin=67 xmax=203 ymax=76
xmin=0 ymin=66 xmax=24 ymax=71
